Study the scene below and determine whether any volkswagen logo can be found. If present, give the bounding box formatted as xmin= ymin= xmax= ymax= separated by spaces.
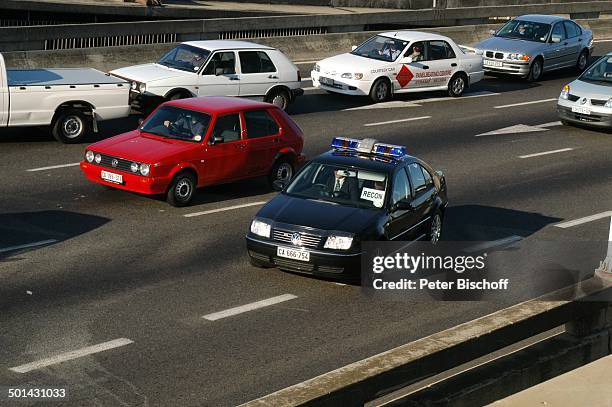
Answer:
xmin=290 ymin=233 xmax=302 ymax=246
xmin=111 ymin=159 xmax=118 ymax=167
xmin=580 ymin=97 xmax=588 ymax=105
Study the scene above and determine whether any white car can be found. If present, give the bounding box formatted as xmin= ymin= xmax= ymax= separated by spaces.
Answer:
xmin=110 ymin=40 xmax=303 ymax=112
xmin=0 ymin=52 xmax=130 ymax=143
xmin=311 ymin=31 xmax=484 ymax=103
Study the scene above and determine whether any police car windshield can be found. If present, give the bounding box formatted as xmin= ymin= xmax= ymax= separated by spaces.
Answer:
xmin=495 ymin=20 xmax=550 ymax=43
xmin=579 ymin=56 xmax=612 ymax=85
xmin=285 ymin=162 xmax=388 ymax=209
xmin=141 ymin=106 xmax=211 ymax=143
xmin=158 ymin=44 xmax=211 ymax=73
xmin=351 ymin=35 xmax=408 ymax=62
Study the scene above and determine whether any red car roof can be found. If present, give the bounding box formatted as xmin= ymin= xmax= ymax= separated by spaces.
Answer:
xmin=164 ymin=96 xmax=276 ymax=115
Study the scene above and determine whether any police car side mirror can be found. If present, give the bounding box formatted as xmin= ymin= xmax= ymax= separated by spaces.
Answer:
xmin=392 ymin=200 xmax=414 ymax=212
xmin=272 ymin=179 xmax=286 ymax=192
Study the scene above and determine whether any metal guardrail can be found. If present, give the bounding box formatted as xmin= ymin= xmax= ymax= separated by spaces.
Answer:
xmin=1 ymin=1 xmax=611 ymax=52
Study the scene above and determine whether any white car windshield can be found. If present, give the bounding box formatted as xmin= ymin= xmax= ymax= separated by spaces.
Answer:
xmin=580 ymin=56 xmax=612 ymax=85
xmin=495 ymin=20 xmax=551 ymax=43
xmin=351 ymin=35 xmax=408 ymax=62
xmin=286 ymin=162 xmax=388 ymax=209
xmin=158 ymin=44 xmax=211 ymax=73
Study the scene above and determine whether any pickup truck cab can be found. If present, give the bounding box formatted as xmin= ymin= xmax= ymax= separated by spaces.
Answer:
xmin=110 ymin=40 xmax=303 ymax=112
xmin=0 ymin=53 xmax=131 ymax=143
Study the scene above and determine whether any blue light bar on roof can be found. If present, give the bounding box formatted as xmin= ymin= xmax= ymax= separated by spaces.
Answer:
xmin=373 ymin=142 xmax=406 ymax=158
xmin=331 ymin=137 xmax=406 ymax=158
xmin=331 ymin=137 xmax=361 ymax=150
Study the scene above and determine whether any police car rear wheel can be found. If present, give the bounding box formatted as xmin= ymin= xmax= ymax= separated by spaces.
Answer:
xmin=448 ymin=74 xmax=466 ymax=97
xmin=429 ymin=211 xmax=443 ymax=244
xmin=167 ymin=173 xmax=196 ymax=207
xmin=370 ymin=79 xmax=391 ymax=103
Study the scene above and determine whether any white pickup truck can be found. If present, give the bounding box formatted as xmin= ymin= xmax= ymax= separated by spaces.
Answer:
xmin=0 ymin=53 xmax=131 ymax=143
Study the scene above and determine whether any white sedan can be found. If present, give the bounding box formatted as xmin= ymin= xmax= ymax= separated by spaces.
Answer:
xmin=311 ymin=31 xmax=484 ymax=103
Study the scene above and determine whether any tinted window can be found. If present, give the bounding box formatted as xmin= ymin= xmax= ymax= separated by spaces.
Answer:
xmin=551 ymin=22 xmax=567 ymax=41
xmin=392 ymin=169 xmax=411 ymax=205
xmin=203 ymin=52 xmax=236 ymax=75
xmin=210 ymin=114 xmax=241 ymax=143
xmin=564 ymin=21 xmax=581 ymax=38
xmin=408 ymin=163 xmax=427 ymax=194
xmin=244 ymin=110 xmax=279 ymax=139
xmin=239 ymin=51 xmax=277 ymax=74
xmin=429 ymin=40 xmax=456 ymax=60
xmin=405 ymin=41 xmax=425 ymax=62
xmin=141 ymin=106 xmax=211 ymax=143
xmin=422 ymin=166 xmax=433 ymax=186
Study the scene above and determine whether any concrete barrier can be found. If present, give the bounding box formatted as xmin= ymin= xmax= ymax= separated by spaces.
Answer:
xmin=4 ymin=19 xmax=612 ymax=72
xmin=239 ymin=276 xmax=612 ymax=406
xmin=2 ymin=2 xmax=612 ymax=52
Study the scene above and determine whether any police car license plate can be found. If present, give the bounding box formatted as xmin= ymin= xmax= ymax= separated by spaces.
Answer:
xmin=101 ymin=170 xmax=123 ymax=184
xmin=484 ymin=59 xmax=503 ymax=67
xmin=572 ymin=106 xmax=591 ymax=115
xmin=319 ymin=77 xmax=334 ymax=86
xmin=277 ymin=247 xmax=310 ymax=262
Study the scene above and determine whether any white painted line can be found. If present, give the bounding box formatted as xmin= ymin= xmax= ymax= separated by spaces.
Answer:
xmin=594 ymin=39 xmax=612 ymax=43
xmin=476 ymin=123 xmax=549 ymax=137
xmin=203 ymin=294 xmax=297 ymax=321
xmin=464 ymin=235 xmax=522 ymax=253
xmin=9 ymin=338 xmax=134 ymax=373
xmin=183 ymin=201 xmax=266 ymax=218
xmin=494 ymin=98 xmax=557 ymax=109
xmin=364 ymin=116 xmax=431 ymax=127
xmin=303 ymin=86 xmax=317 ymax=91
xmin=0 ymin=239 xmax=58 ymax=254
xmin=518 ymin=147 xmax=573 ymax=159
xmin=539 ymin=121 xmax=563 ymax=128
xmin=295 ymin=60 xmax=318 ymax=64
xmin=345 ymin=91 xmax=498 ymax=111
xmin=554 ymin=211 xmax=612 ymax=229
xmin=417 ymin=91 xmax=499 ymax=104
xmin=26 ymin=162 xmax=80 ymax=172
xmin=302 ymin=77 xmax=312 ymax=82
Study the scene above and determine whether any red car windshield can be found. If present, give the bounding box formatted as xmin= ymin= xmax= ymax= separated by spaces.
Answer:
xmin=141 ymin=106 xmax=212 ymax=143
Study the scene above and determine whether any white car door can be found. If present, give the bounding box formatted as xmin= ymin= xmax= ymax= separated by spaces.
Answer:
xmin=237 ymin=50 xmax=279 ymax=97
xmin=198 ymin=51 xmax=240 ymax=96
xmin=393 ymin=41 xmax=432 ymax=92
xmin=416 ymin=40 xmax=458 ymax=88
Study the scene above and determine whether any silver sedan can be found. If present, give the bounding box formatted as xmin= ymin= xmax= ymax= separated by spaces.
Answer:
xmin=474 ymin=14 xmax=593 ymax=81
xmin=557 ymin=53 xmax=612 ymax=128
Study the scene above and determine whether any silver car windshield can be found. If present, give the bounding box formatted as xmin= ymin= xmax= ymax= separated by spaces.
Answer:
xmin=350 ymin=35 xmax=409 ymax=62
xmin=495 ymin=20 xmax=551 ymax=43
xmin=158 ymin=44 xmax=211 ymax=73
xmin=580 ymin=56 xmax=612 ymax=85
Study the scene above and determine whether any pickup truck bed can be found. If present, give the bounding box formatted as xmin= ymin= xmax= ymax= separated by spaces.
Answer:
xmin=7 ymin=68 xmax=126 ymax=87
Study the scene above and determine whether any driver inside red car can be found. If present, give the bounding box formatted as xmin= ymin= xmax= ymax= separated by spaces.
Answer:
xmin=164 ymin=114 xmax=206 ymax=141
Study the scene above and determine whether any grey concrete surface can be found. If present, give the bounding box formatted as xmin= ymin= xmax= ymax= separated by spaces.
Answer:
xmin=1 ymin=42 xmax=612 ymax=406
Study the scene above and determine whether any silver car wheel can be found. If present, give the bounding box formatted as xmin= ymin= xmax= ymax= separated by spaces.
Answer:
xmin=430 ymin=214 xmax=442 ymax=244
xmin=578 ymin=52 xmax=588 ymax=70
xmin=275 ymin=162 xmax=293 ymax=183
xmin=452 ymin=77 xmax=465 ymax=95
xmin=375 ymin=82 xmax=388 ymax=101
xmin=531 ymin=60 xmax=542 ymax=80
xmin=63 ymin=115 xmax=83 ymax=139
xmin=176 ymin=179 xmax=192 ymax=200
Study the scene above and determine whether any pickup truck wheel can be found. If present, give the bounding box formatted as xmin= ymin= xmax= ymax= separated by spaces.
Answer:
xmin=51 ymin=109 xmax=90 ymax=144
xmin=167 ymin=172 xmax=196 ymax=207
xmin=265 ymin=89 xmax=290 ymax=111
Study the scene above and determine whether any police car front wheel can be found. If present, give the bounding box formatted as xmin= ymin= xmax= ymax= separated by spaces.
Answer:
xmin=428 ymin=211 xmax=443 ymax=244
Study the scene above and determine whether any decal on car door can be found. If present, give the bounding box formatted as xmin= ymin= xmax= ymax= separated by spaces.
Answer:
xmin=396 ymin=65 xmax=414 ymax=88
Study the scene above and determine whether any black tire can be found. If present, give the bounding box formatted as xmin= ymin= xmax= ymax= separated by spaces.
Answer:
xmin=51 ymin=109 xmax=91 ymax=144
xmin=428 ymin=210 xmax=443 ymax=244
xmin=167 ymin=91 xmax=190 ymax=101
xmin=527 ymin=58 xmax=543 ymax=82
xmin=369 ymin=78 xmax=391 ymax=103
xmin=576 ymin=49 xmax=589 ymax=73
xmin=166 ymin=172 xmax=196 ymax=207
xmin=561 ymin=119 xmax=570 ymax=126
xmin=268 ymin=157 xmax=294 ymax=188
xmin=265 ymin=88 xmax=291 ymax=111
xmin=447 ymin=73 xmax=467 ymax=97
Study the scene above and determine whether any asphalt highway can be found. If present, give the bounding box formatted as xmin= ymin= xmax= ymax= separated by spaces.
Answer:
xmin=2 ymin=44 xmax=612 ymax=406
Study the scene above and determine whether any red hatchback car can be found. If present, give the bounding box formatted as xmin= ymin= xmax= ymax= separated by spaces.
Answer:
xmin=80 ymin=97 xmax=305 ymax=206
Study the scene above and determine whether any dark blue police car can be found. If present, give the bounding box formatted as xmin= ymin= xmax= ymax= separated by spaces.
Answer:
xmin=246 ymin=137 xmax=448 ymax=278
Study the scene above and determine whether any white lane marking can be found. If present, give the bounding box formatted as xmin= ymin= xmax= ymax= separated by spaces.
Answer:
xmin=203 ymin=294 xmax=297 ymax=321
xmin=464 ymin=236 xmax=523 ymax=253
xmin=554 ymin=211 xmax=612 ymax=229
xmin=519 ymin=148 xmax=573 ymax=159
xmin=184 ymin=201 xmax=266 ymax=218
xmin=302 ymin=77 xmax=312 ymax=82
xmin=295 ymin=60 xmax=318 ymax=64
xmin=364 ymin=116 xmax=431 ymax=127
xmin=539 ymin=121 xmax=563 ymax=128
xmin=0 ymin=239 xmax=58 ymax=254
xmin=476 ymin=124 xmax=549 ymax=137
xmin=303 ymin=86 xmax=317 ymax=91
xmin=9 ymin=338 xmax=134 ymax=373
xmin=345 ymin=91 xmax=498 ymax=111
xmin=494 ymin=98 xmax=557 ymax=109
xmin=594 ymin=39 xmax=612 ymax=43
xmin=27 ymin=162 xmax=80 ymax=172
